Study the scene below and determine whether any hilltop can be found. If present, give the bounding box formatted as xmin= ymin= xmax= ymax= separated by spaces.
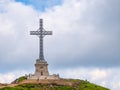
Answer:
xmin=0 ymin=76 xmax=109 ymax=90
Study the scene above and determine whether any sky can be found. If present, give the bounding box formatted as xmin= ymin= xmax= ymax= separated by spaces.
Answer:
xmin=0 ymin=0 xmax=120 ymax=89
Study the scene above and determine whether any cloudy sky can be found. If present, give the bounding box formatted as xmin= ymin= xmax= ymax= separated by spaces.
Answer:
xmin=0 ymin=0 xmax=120 ymax=89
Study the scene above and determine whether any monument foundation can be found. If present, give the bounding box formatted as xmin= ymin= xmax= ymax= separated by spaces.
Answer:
xmin=28 ymin=59 xmax=59 ymax=80
xmin=34 ymin=59 xmax=49 ymax=76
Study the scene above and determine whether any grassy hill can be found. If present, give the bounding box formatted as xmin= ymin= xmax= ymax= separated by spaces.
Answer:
xmin=0 ymin=76 xmax=109 ymax=90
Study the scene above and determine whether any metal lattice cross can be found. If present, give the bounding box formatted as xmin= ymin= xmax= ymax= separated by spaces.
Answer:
xmin=30 ymin=19 xmax=52 ymax=60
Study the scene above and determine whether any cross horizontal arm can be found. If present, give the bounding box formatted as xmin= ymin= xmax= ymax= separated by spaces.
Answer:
xmin=30 ymin=31 xmax=52 ymax=35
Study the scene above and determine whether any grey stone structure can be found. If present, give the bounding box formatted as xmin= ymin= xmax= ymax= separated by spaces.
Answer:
xmin=35 ymin=59 xmax=49 ymax=76
xmin=28 ymin=19 xmax=59 ymax=80
xmin=27 ymin=59 xmax=59 ymax=79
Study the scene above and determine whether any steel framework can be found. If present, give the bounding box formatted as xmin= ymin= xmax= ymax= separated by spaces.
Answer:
xmin=30 ymin=19 xmax=52 ymax=60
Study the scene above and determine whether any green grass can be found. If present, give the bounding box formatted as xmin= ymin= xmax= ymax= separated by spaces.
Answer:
xmin=1 ymin=84 xmax=75 ymax=90
xmin=0 ymin=79 xmax=109 ymax=90
xmin=12 ymin=76 xmax=27 ymax=84
xmin=17 ymin=76 xmax=27 ymax=83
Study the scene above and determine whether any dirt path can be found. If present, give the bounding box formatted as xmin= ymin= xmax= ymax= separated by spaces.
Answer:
xmin=0 ymin=84 xmax=18 ymax=89
xmin=0 ymin=79 xmax=79 ymax=89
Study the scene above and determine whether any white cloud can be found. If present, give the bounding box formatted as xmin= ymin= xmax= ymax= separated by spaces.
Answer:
xmin=0 ymin=0 xmax=119 ymax=69
xmin=0 ymin=71 xmax=27 ymax=83
xmin=112 ymin=82 xmax=120 ymax=90
xmin=0 ymin=73 xmax=15 ymax=83
xmin=39 ymin=0 xmax=120 ymax=68
xmin=90 ymin=69 xmax=107 ymax=80
xmin=54 ymin=67 xmax=120 ymax=90
xmin=0 ymin=0 xmax=40 ymax=69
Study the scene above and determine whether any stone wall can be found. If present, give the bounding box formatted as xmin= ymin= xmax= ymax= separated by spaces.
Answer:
xmin=27 ymin=74 xmax=59 ymax=80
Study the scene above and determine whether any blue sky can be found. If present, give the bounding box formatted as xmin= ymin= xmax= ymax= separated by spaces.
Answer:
xmin=0 ymin=0 xmax=120 ymax=89
xmin=15 ymin=0 xmax=62 ymax=11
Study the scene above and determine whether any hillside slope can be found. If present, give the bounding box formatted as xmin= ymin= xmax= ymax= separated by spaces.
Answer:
xmin=0 ymin=77 xmax=109 ymax=90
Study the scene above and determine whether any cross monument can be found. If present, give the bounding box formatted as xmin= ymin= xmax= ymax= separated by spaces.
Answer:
xmin=30 ymin=19 xmax=52 ymax=61
xmin=30 ymin=19 xmax=54 ymax=78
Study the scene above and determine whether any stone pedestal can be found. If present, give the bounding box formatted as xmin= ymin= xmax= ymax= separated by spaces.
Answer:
xmin=35 ymin=59 xmax=49 ymax=76
xmin=28 ymin=59 xmax=59 ymax=80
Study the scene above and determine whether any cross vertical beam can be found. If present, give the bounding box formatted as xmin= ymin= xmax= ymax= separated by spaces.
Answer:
xmin=39 ymin=19 xmax=44 ymax=60
xmin=30 ymin=19 xmax=52 ymax=61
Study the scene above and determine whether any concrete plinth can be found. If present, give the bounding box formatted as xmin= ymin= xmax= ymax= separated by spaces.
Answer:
xmin=28 ymin=59 xmax=59 ymax=80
